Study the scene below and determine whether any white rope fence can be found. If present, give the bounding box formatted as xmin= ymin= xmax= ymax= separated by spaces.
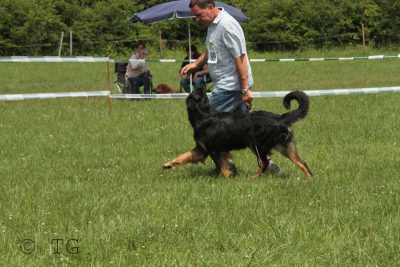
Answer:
xmin=0 ymin=56 xmax=109 ymax=62
xmin=110 ymin=86 xmax=400 ymax=100
xmin=1 ymin=87 xmax=400 ymax=101
xmin=0 ymin=91 xmax=109 ymax=101
xmin=108 ymin=54 xmax=400 ymax=64
xmin=0 ymin=54 xmax=398 ymax=63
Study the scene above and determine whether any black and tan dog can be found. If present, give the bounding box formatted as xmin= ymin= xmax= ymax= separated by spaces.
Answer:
xmin=163 ymin=88 xmax=313 ymax=178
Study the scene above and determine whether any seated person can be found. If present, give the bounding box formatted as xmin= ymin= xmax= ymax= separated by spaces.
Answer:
xmin=126 ymin=41 xmax=151 ymax=94
xmin=179 ymin=45 xmax=209 ymax=93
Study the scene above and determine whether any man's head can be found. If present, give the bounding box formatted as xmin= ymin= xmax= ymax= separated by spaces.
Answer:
xmin=135 ymin=41 xmax=148 ymax=57
xmin=189 ymin=0 xmax=219 ymax=26
xmin=186 ymin=44 xmax=200 ymax=58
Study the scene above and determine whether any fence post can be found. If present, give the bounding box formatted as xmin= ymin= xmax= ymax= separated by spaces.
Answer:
xmin=58 ymin=32 xmax=64 ymax=56
xmin=361 ymin=23 xmax=366 ymax=49
xmin=107 ymin=60 xmax=112 ymax=116
xmin=70 ymin=31 xmax=73 ymax=56
xmin=159 ymin=30 xmax=163 ymax=56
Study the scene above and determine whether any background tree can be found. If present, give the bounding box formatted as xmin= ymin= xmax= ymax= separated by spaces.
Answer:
xmin=0 ymin=0 xmax=398 ymax=56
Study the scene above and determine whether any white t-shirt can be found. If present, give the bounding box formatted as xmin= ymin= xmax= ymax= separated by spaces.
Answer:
xmin=206 ymin=10 xmax=253 ymax=91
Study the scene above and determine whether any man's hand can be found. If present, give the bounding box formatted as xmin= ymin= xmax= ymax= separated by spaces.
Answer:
xmin=181 ymin=51 xmax=208 ymax=77
xmin=242 ymin=89 xmax=254 ymax=110
xmin=180 ymin=63 xmax=197 ymax=76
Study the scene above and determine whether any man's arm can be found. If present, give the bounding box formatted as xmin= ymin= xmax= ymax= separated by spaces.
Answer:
xmin=128 ymin=56 xmax=144 ymax=71
xmin=181 ymin=50 xmax=208 ymax=76
xmin=235 ymin=54 xmax=254 ymax=109
xmin=235 ymin=54 xmax=249 ymax=90
xmin=194 ymin=64 xmax=209 ymax=79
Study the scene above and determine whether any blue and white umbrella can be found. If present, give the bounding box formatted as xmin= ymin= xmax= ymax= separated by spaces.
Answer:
xmin=129 ymin=0 xmax=248 ymax=24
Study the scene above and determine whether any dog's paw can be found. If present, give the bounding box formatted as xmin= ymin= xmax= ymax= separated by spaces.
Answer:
xmin=163 ymin=161 xmax=174 ymax=169
xmin=252 ymin=171 xmax=263 ymax=179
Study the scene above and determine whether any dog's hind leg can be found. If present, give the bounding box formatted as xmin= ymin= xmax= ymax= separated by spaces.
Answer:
xmin=276 ymin=142 xmax=313 ymax=177
xmin=163 ymin=146 xmax=208 ymax=169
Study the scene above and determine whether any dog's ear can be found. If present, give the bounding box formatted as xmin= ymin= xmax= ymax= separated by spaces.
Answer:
xmin=199 ymin=86 xmax=207 ymax=94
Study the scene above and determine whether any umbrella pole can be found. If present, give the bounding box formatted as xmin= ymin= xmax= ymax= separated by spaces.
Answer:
xmin=188 ymin=22 xmax=193 ymax=93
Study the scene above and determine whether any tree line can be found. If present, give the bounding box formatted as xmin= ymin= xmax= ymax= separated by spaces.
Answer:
xmin=0 ymin=0 xmax=399 ymax=56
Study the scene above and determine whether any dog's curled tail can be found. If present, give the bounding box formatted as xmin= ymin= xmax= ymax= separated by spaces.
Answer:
xmin=282 ymin=90 xmax=309 ymax=126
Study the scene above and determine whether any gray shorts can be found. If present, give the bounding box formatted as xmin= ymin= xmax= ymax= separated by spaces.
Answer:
xmin=208 ymin=88 xmax=247 ymax=113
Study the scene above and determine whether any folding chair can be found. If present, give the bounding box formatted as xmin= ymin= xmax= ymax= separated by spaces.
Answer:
xmin=113 ymin=62 xmax=128 ymax=94
xmin=113 ymin=61 xmax=154 ymax=94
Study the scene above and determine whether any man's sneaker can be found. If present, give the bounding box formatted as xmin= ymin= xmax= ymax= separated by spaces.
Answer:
xmin=263 ymin=162 xmax=280 ymax=175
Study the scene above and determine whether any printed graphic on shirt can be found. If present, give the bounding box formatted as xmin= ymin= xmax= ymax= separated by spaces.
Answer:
xmin=207 ymin=41 xmax=218 ymax=64
xmin=208 ymin=51 xmax=217 ymax=64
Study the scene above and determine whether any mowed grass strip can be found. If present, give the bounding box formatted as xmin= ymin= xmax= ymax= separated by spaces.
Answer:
xmin=0 ymin=91 xmax=399 ymax=266
xmin=0 ymin=47 xmax=399 ymax=94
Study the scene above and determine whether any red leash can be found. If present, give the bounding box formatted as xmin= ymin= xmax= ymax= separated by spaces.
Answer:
xmin=254 ymin=145 xmax=263 ymax=167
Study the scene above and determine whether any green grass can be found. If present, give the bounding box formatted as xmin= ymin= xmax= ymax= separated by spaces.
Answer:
xmin=1 ymin=48 xmax=400 ymax=266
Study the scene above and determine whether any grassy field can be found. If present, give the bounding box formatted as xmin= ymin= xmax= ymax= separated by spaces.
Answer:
xmin=1 ymin=48 xmax=400 ymax=266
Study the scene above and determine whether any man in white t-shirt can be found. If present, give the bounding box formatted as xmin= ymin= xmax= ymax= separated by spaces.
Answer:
xmin=126 ymin=41 xmax=151 ymax=94
xmin=182 ymin=0 xmax=253 ymax=112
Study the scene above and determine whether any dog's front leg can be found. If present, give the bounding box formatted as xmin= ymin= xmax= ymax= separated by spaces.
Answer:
xmin=215 ymin=152 xmax=237 ymax=178
xmin=209 ymin=152 xmax=237 ymax=178
xmin=163 ymin=147 xmax=207 ymax=169
xmin=254 ymin=164 xmax=267 ymax=178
